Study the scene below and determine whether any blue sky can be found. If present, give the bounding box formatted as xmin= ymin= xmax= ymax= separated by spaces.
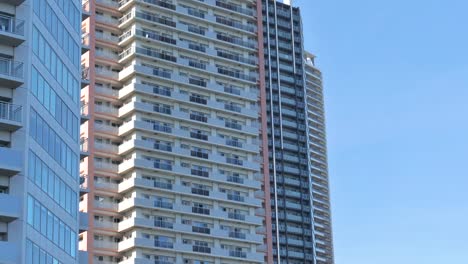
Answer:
xmin=300 ymin=0 xmax=468 ymax=263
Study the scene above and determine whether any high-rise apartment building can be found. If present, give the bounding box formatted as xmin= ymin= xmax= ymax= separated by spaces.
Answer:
xmin=0 ymin=0 xmax=85 ymax=262
xmin=79 ymin=0 xmax=270 ymax=263
xmin=304 ymin=51 xmax=334 ymax=264
xmin=78 ymin=0 xmax=334 ymax=263
xmin=262 ymin=1 xmax=334 ymax=264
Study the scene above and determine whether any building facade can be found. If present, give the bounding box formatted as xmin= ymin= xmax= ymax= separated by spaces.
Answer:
xmin=0 ymin=0 xmax=85 ymax=262
xmin=262 ymin=1 xmax=334 ymax=264
xmin=304 ymin=51 xmax=334 ymax=264
xmin=79 ymin=0 xmax=271 ymax=263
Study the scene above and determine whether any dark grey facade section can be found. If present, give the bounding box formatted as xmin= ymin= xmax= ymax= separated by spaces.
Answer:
xmin=262 ymin=1 xmax=334 ymax=263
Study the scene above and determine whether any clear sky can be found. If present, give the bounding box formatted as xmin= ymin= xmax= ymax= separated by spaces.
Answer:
xmin=298 ymin=0 xmax=468 ymax=263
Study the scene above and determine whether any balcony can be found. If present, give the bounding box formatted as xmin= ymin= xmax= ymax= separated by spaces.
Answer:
xmin=82 ymin=0 xmax=90 ymax=19
xmin=80 ymin=103 xmax=89 ymax=124
xmin=0 ymin=15 xmax=25 ymax=46
xmin=215 ymin=16 xmax=256 ymax=33
xmin=79 ymin=212 xmax=88 ymax=232
xmin=80 ymin=138 xmax=89 ymax=159
xmin=0 ymin=194 xmax=20 ymax=222
xmin=0 ymin=102 xmax=21 ymax=131
xmin=94 ymin=200 xmax=118 ymax=211
xmin=0 ymin=58 xmax=23 ymax=87
xmin=81 ymin=33 xmax=90 ymax=54
xmin=193 ymin=245 xmax=211 ymax=254
xmin=81 ymin=66 xmax=90 ymax=88
xmin=214 ymin=0 xmax=256 ymax=17
xmin=79 ymin=175 xmax=89 ymax=195
xmin=94 ymin=161 xmax=119 ymax=172
xmin=0 ymin=147 xmax=21 ymax=176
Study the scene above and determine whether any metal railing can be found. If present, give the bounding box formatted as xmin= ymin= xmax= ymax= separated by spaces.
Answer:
xmin=215 ymin=0 xmax=255 ymax=17
xmin=0 ymin=15 xmax=25 ymax=36
xmin=0 ymin=58 xmax=23 ymax=78
xmin=80 ymin=138 xmax=89 ymax=153
xmin=0 ymin=102 xmax=21 ymax=123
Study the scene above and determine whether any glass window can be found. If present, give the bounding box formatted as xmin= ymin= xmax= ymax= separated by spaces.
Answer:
xmin=32 ymin=244 xmax=39 ymax=263
xmin=65 ymin=225 xmax=71 ymax=253
xmin=48 ymin=170 xmax=55 ymax=197
xmin=39 ymin=248 xmax=46 ymax=264
xmin=40 ymin=205 xmax=47 ymax=234
xmin=59 ymin=221 xmax=65 ymax=249
xmin=50 ymin=91 xmax=56 ymax=118
xmin=38 ymin=34 xmax=45 ymax=62
xmin=34 ymin=200 xmax=41 ymax=230
xmin=65 ymin=186 xmax=71 ymax=213
xmin=54 ymin=177 xmax=60 ymax=202
xmin=31 ymin=67 xmax=38 ymax=96
xmin=47 ymin=211 xmax=53 ymax=240
xmin=28 ymin=151 xmax=35 ymax=181
xmin=26 ymin=240 xmax=33 ymax=264
xmin=41 ymin=163 xmax=48 ymax=191
xmin=36 ymin=115 xmax=43 ymax=145
xmin=71 ymin=231 xmax=76 ymax=257
xmin=48 ymin=127 xmax=54 ymax=154
xmin=37 ymin=75 xmax=44 ymax=104
xmin=30 ymin=110 xmax=37 ymax=138
xmin=27 ymin=195 xmax=34 ymax=225
xmin=35 ymin=156 xmax=42 ymax=186
xmin=59 ymin=180 xmax=66 ymax=208
xmin=53 ymin=216 xmax=59 ymax=244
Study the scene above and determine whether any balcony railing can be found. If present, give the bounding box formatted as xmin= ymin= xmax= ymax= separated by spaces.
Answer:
xmin=152 ymin=123 xmax=172 ymax=133
xmin=192 ymin=226 xmax=210 ymax=234
xmin=215 ymin=16 xmax=256 ymax=33
xmin=215 ymin=0 xmax=255 ymax=17
xmin=0 ymin=15 xmax=25 ymax=36
xmin=189 ymin=113 xmax=207 ymax=123
xmin=190 ymin=132 xmax=208 ymax=141
xmin=153 ymin=162 xmax=172 ymax=171
xmin=152 ymin=142 xmax=172 ymax=152
xmin=216 ymin=34 xmax=257 ymax=49
xmin=227 ymin=175 xmax=244 ymax=184
xmin=217 ymin=50 xmax=257 ymax=65
xmin=135 ymin=47 xmax=177 ymax=62
xmin=0 ymin=58 xmax=23 ymax=78
xmin=228 ymin=212 xmax=245 ymax=221
xmin=190 ymin=150 xmax=208 ymax=159
xmin=81 ymin=33 xmax=90 ymax=46
xmin=134 ymin=29 xmax=176 ymax=44
xmin=229 ymin=231 xmax=246 ymax=239
xmin=229 ymin=250 xmax=247 ymax=258
xmin=191 ymin=169 xmax=209 ymax=178
xmin=224 ymin=104 xmax=242 ymax=113
xmin=153 ymin=180 xmax=172 ymax=190
xmin=154 ymin=240 xmax=173 ymax=248
xmin=80 ymin=138 xmax=89 ymax=152
xmin=191 ymin=188 xmax=209 ymax=196
xmin=217 ymin=68 xmax=257 ymax=82
xmin=188 ymin=78 xmax=207 ymax=87
xmin=141 ymin=0 xmax=175 ymax=10
xmin=227 ymin=193 xmax=245 ymax=202
xmin=225 ymin=121 xmax=242 ymax=130
xmin=226 ymin=139 xmax=242 ymax=148
xmin=193 ymin=245 xmax=211 ymax=253
xmin=0 ymin=102 xmax=21 ymax=123
xmin=154 ymin=220 xmax=173 ymax=229
xmin=192 ymin=207 xmax=210 ymax=215
xmin=135 ymin=12 xmax=176 ymax=27
xmin=154 ymin=200 xmax=173 ymax=209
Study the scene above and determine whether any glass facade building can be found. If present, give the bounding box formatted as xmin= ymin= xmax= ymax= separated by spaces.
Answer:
xmin=0 ymin=0 xmax=86 ymax=262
